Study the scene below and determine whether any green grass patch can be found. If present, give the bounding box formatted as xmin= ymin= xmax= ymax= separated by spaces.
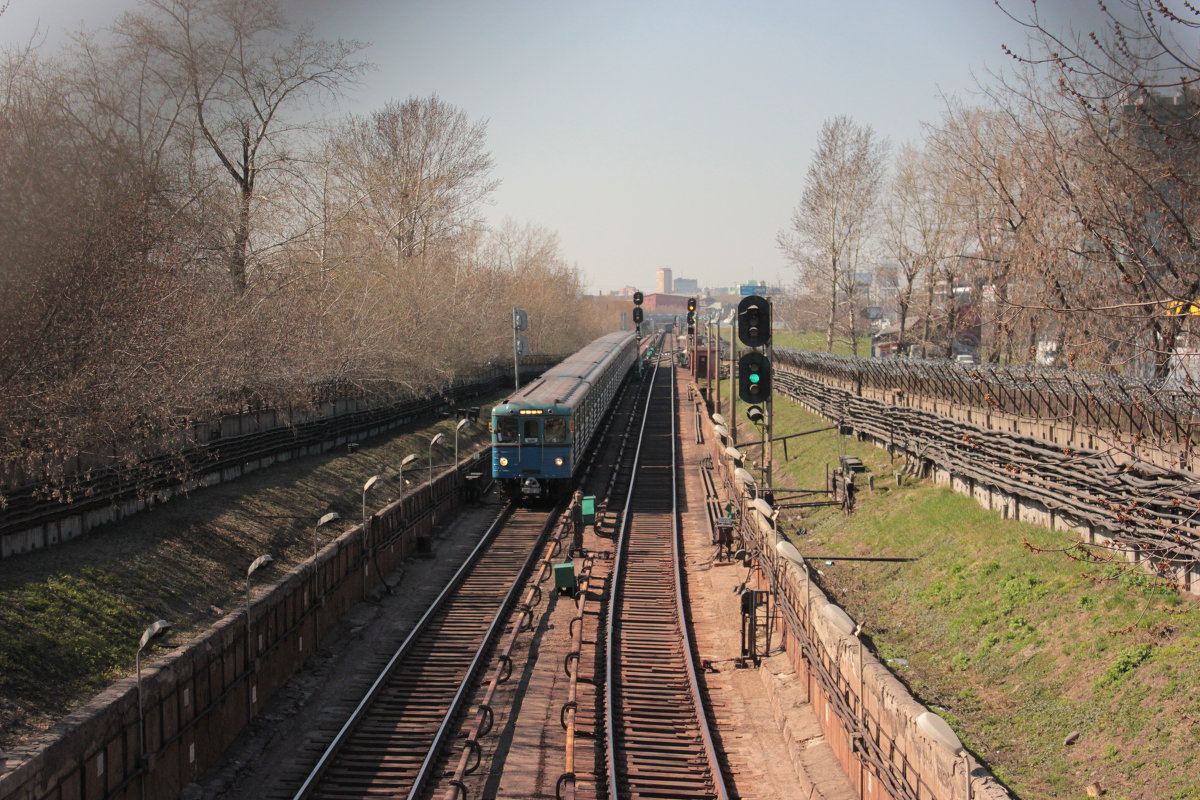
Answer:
xmin=746 ymin=396 xmax=1200 ymax=800
xmin=772 ymin=330 xmax=872 ymax=356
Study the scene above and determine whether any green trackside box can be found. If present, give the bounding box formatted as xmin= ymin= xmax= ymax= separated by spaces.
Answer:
xmin=581 ymin=496 xmax=596 ymax=525
xmin=554 ymin=562 xmax=577 ymax=594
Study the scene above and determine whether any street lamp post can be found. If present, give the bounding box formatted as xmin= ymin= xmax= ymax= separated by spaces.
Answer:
xmin=245 ymin=554 xmax=274 ymax=656
xmin=362 ymin=476 xmax=381 ymax=597
xmin=362 ymin=475 xmax=381 ymax=528
xmin=454 ymin=418 xmax=469 ymax=467
xmin=244 ymin=554 xmax=274 ymax=732
xmin=136 ymin=619 xmax=171 ymax=799
xmin=428 ymin=432 xmax=446 ymax=488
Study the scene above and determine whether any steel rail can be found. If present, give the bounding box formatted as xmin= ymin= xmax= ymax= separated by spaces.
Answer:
xmin=290 ymin=502 xmax=556 ymax=800
xmin=603 ymin=342 xmax=729 ymax=800
xmin=666 ymin=356 xmax=730 ymax=800
xmin=558 ymin=358 xmax=655 ymax=800
xmin=603 ymin=354 xmax=663 ymax=799
xmin=404 ymin=511 xmax=558 ymax=800
xmin=441 ymin=509 xmax=571 ymax=800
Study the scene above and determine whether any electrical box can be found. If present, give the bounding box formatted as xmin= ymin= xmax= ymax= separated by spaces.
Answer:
xmin=581 ymin=495 xmax=596 ymax=525
xmin=554 ymin=562 xmax=577 ymax=595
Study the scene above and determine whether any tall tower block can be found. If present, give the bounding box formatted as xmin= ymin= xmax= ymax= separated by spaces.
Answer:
xmin=655 ymin=268 xmax=673 ymax=295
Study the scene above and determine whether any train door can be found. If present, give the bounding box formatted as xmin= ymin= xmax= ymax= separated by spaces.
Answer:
xmin=521 ymin=416 xmax=542 ymax=471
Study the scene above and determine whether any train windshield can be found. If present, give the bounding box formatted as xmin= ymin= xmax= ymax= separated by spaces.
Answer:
xmin=495 ymin=417 xmax=519 ymax=443
xmin=544 ymin=416 xmax=568 ymax=443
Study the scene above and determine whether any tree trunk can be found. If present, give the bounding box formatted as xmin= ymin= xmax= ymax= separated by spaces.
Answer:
xmin=847 ymin=293 xmax=859 ymax=357
xmin=826 ymin=283 xmax=838 ymax=352
xmin=922 ymin=280 xmax=934 ymax=357
xmin=230 ymin=182 xmax=251 ymax=293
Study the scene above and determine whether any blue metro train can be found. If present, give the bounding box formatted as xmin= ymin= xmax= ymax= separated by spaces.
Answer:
xmin=491 ymin=331 xmax=638 ymax=498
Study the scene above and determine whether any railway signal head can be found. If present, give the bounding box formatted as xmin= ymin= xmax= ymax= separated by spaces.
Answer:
xmin=737 ymin=295 xmax=770 ymax=348
xmin=687 ymin=297 xmax=696 ymax=313
xmin=633 ymin=306 xmax=644 ymax=324
xmin=746 ymin=404 xmax=766 ymax=425
xmin=738 ymin=352 xmax=771 ymax=402
xmin=633 ymin=291 xmax=644 ymax=306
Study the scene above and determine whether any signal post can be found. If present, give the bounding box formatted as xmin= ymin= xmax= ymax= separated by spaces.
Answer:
xmin=736 ymin=295 xmax=773 ymax=495
xmin=632 ymin=291 xmax=644 ymax=376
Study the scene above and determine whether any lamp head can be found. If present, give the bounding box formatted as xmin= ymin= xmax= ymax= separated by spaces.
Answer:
xmin=752 ymin=498 xmax=776 ymax=519
xmin=139 ymin=619 xmax=172 ymax=650
xmin=401 ymin=453 xmax=419 ymax=467
xmin=916 ymin=711 xmax=965 ymax=755
xmin=247 ymin=553 xmax=274 ymax=577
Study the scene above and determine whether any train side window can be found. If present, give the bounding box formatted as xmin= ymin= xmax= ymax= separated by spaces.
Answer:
xmin=523 ymin=419 xmax=540 ymax=443
xmin=545 ymin=416 xmax=568 ymax=443
xmin=496 ymin=417 xmax=518 ymax=443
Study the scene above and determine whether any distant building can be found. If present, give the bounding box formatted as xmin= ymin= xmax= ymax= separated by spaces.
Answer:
xmin=655 ymin=268 xmax=673 ymax=295
xmin=737 ymin=281 xmax=780 ymax=297
xmin=673 ymin=277 xmax=699 ymax=295
xmin=643 ymin=293 xmax=691 ymax=315
xmin=609 ymin=286 xmax=638 ymax=297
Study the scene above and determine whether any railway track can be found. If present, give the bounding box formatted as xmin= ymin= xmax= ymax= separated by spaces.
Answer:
xmin=603 ymin=342 xmax=729 ymax=800
xmin=285 ymin=503 xmax=558 ymax=800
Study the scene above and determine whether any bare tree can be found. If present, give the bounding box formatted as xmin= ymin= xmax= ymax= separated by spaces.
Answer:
xmin=115 ymin=0 xmax=367 ymax=292
xmin=331 ymin=96 xmax=499 ymax=266
xmin=778 ymin=116 xmax=887 ymax=354
xmin=986 ymin=1 xmax=1200 ymax=376
xmin=885 ymin=142 xmax=965 ymax=355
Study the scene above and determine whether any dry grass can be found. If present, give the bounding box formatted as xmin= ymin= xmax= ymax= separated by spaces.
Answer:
xmin=0 ymin=397 xmax=505 ymax=749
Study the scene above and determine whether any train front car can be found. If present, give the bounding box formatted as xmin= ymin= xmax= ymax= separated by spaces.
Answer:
xmin=490 ymin=401 xmax=573 ymax=499
xmin=491 ymin=332 xmax=636 ymax=500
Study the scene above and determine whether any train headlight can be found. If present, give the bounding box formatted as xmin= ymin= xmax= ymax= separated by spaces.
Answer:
xmin=499 ymin=457 xmax=509 ymax=467
xmin=555 ymin=457 xmax=564 ymax=466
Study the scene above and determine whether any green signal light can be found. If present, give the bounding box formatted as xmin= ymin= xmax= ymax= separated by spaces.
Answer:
xmin=748 ymin=372 xmax=761 ymax=383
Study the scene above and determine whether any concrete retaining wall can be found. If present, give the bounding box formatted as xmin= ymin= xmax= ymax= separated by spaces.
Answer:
xmin=0 ymin=456 xmax=476 ymax=800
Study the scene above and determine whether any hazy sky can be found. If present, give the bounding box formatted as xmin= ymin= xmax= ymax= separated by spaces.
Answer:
xmin=0 ymin=1 xmax=1103 ymax=294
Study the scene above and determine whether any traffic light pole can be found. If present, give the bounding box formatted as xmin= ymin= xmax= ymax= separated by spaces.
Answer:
xmin=714 ymin=317 xmax=721 ymax=418
xmin=706 ymin=318 xmax=713 ymax=403
xmin=512 ymin=307 xmax=520 ymax=392
xmin=724 ymin=326 xmax=734 ymax=450
xmin=766 ymin=298 xmax=774 ymax=494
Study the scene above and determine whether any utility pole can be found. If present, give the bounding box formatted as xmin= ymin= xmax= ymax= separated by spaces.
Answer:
xmin=512 ymin=308 xmax=528 ymax=393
